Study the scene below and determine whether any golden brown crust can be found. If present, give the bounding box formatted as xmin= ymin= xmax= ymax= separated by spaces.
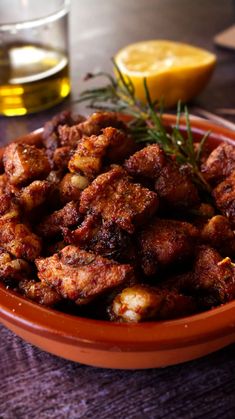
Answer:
xmin=124 ymin=144 xmax=166 ymax=179
xmin=19 ymin=279 xmax=61 ymax=306
xmin=190 ymin=246 xmax=235 ymax=307
xmin=202 ymin=143 xmax=235 ymax=185
xmin=3 ymin=143 xmax=51 ymax=186
xmin=79 ymin=166 xmax=158 ymax=233
xmin=36 ymin=245 xmax=135 ymax=302
xmin=201 ymin=215 xmax=235 ymax=256
xmin=76 ymin=111 xmax=127 ymax=137
xmin=138 ymin=218 xmax=198 ymax=275
xmin=0 ymin=219 xmax=41 ymax=261
xmin=37 ymin=201 xmax=82 ymax=238
xmin=13 ymin=180 xmax=52 ymax=212
xmin=59 ymin=173 xmax=89 ymax=204
xmin=43 ymin=110 xmax=85 ymax=150
xmin=53 ymin=146 xmax=71 ymax=170
xmin=0 ymin=248 xmax=31 ymax=282
xmin=154 ymin=160 xmax=200 ymax=210
xmin=68 ymin=127 xmax=135 ymax=179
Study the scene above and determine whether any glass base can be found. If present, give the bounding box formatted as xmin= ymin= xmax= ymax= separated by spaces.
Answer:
xmin=0 ymin=75 xmax=70 ymax=116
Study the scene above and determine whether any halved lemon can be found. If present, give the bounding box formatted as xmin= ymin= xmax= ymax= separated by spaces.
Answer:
xmin=115 ymin=40 xmax=216 ymax=108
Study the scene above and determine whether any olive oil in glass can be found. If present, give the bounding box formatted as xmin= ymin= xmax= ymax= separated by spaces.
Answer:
xmin=0 ymin=0 xmax=70 ymax=116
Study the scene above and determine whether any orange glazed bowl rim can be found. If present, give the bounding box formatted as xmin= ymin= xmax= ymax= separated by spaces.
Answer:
xmin=1 ymin=113 xmax=235 ymax=354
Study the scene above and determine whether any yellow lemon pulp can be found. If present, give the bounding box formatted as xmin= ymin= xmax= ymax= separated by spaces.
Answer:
xmin=115 ymin=40 xmax=216 ymax=108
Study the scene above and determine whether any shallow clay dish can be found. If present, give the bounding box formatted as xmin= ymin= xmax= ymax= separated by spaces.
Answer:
xmin=1 ymin=114 xmax=235 ymax=369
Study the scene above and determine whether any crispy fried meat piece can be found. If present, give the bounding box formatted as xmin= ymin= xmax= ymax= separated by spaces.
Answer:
xmin=202 ymin=143 xmax=235 ymax=185
xmin=0 ymin=248 xmax=31 ymax=282
xmin=191 ymin=246 xmax=235 ymax=307
xmin=68 ymin=133 xmax=109 ymax=179
xmin=59 ymin=173 xmax=89 ymax=204
xmin=109 ymin=284 xmax=196 ymax=322
xmin=63 ymin=214 xmax=99 ymax=246
xmin=3 ymin=143 xmax=51 ymax=186
xmin=154 ymin=160 xmax=200 ymax=209
xmin=201 ymin=215 xmax=235 ymax=256
xmin=76 ymin=111 xmax=127 ymax=137
xmin=138 ymin=218 xmax=198 ymax=275
xmin=102 ymin=127 xmax=135 ymax=162
xmin=68 ymin=127 xmax=135 ymax=179
xmin=125 ymin=144 xmax=199 ymax=210
xmin=0 ymin=193 xmax=20 ymax=221
xmin=0 ymin=219 xmax=41 ymax=261
xmin=43 ymin=110 xmax=85 ymax=151
xmin=12 ymin=180 xmax=52 ymax=212
xmin=79 ymin=166 xmax=158 ymax=233
xmin=58 ymin=124 xmax=83 ymax=149
xmin=213 ymin=172 xmax=235 ymax=226
xmin=36 ymin=245 xmax=135 ymax=303
xmin=19 ymin=279 xmax=61 ymax=306
xmin=90 ymin=221 xmax=136 ymax=263
xmin=124 ymin=144 xmax=166 ymax=179
xmin=53 ymin=146 xmax=71 ymax=170
xmin=64 ymin=214 xmax=137 ymax=263
xmin=37 ymin=201 xmax=82 ymax=238
xmin=57 ymin=110 xmax=127 ymax=151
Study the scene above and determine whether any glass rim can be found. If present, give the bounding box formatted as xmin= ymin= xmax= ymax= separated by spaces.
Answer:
xmin=0 ymin=0 xmax=70 ymax=32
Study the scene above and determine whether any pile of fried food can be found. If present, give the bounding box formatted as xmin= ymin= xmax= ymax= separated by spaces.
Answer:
xmin=1 ymin=110 xmax=235 ymax=323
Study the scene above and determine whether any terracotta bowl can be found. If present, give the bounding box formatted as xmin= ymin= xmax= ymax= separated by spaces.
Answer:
xmin=1 ymin=114 xmax=235 ymax=369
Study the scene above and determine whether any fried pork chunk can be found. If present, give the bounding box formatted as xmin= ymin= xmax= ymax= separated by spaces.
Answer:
xmin=138 ymin=218 xmax=198 ymax=276
xmin=53 ymin=146 xmax=71 ymax=170
xmin=109 ymin=284 xmax=196 ymax=322
xmin=3 ymin=143 xmax=51 ymax=186
xmin=202 ymin=143 xmax=235 ymax=185
xmin=68 ymin=133 xmax=109 ymax=179
xmin=19 ymin=279 xmax=61 ymax=307
xmin=0 ymin=193 xmax=20 ymax=221
xmin=124 ymin=144 xmax=166 ymax=179
xmin=125 ymin=144 xmax=199 ymax=209
xmin=42 ymin=110 xmax=85 ymax=150
xmin=59 ymin=173 xmax=89 ymax=204
xmin=201 ymin=215 xmax=235 ymax=256
xmin=154 ymin=161 xmax=199 ymax=210
xmin=11 ymin=180 xmax=52 ymax=212
xmin=0 ymin=248 xmax=31 ymax=282
xmin=79 ymin=166 xmax=158 ymax=233
xmin=0 ymin=218 xmax=41 ymax=261
xmin=190 ymin=246 xmax=235 ymax=307
xmin=102 ymin=127 xmax=135 ymax=162
xmin=74 ymin=111 xmax=127 ymax=137
xmin=37 ymin=201 xmax=82 ymax=238
xmin=64 ymin=214 xmax=137 ymax=264
xmin=68 ymin=127 xmax=135 ymax=179
xmin=36 ymin=245 xmax=135 ymax=303
xmin=58 ymin=111 xmax=128 ymax=151
xmin=213 ymin=172 xmax=235 ymax=225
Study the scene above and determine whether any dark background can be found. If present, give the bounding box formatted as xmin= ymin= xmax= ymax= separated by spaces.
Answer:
xmin=1 ymin=1 xmax=235 ymax=418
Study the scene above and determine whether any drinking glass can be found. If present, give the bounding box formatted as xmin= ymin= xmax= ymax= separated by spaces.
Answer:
xmin=0 ymin=0 xmax=70 ymax=116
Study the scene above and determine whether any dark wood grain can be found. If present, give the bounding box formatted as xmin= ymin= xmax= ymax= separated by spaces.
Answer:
xmin=1 ymin=1 xmax=235 ymax=418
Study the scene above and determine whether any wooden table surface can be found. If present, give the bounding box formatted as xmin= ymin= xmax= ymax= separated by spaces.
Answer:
xmin=1 ymin=1 xmax=235 ymax=418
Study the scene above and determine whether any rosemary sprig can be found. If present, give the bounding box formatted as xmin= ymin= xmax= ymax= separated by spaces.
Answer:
xmin=76 ymin=60 xmax=211 ymax=193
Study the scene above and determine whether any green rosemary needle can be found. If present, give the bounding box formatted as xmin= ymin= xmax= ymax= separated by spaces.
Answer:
xmin=76 ymin=59 xmax=211 ymax=193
